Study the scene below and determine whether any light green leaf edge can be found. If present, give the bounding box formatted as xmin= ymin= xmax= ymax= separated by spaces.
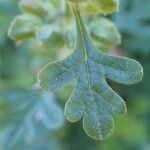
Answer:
xmin=38 ymin=9 xmax=143 ymax=140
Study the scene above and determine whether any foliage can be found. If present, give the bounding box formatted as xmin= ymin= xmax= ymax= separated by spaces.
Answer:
xmin=113 ymin=0 xmax=150 ymax=54
xmin=39 ymin=9 xmax=143 ymax=140
xmin=69 ymin=0 xmax=119 ymax=14
xmin=88 ymin=17 xmax=121 ymax=51
xmin=0 ymin=0 xmax=149 ymax=149
xmin=0 ymin=89 xmax=64 ymax=149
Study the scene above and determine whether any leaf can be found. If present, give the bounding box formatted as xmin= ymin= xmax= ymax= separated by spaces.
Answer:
xmin=72 ymin=0 xmax=119 ymax=15
xmin=0 ymin=89 xmax=64 ymax=148
xmin=36 ymin=24 xmax=65 ymax=48
xmin=19 ymin=0 xmax=51 ymax=17
xmin=113 ymin=0 xmax=150 ymax=54
xmin=7 ymin=1 xmax=72 ymax=48
xmin=38 ymin=10 xmax=143 ymax=140
xmin=88 ymin=17 xmax=121 ymax=51
xmin=8 ymin=14 xmax=42 ymax=42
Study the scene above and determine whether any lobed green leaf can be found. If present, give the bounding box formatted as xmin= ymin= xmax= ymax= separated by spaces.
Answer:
xmin=39 ymin=10 xmax=143 ymax=140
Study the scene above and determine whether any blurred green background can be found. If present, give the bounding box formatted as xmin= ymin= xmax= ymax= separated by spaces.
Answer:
xmin=0 ymin=0 xmax=150 ymax=149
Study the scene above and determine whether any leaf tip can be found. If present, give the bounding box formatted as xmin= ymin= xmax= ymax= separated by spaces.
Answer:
xmin=83 ymin=114 xmax=115 ymax=140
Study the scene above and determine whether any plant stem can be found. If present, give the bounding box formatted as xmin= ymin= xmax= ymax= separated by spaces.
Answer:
xmin=72 ymin=7 xmax=91 ymax=60
xmin=72 ymin=7 xmax=89 ymax=43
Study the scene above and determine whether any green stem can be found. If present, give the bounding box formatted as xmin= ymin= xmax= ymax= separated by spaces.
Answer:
xmin=73 ymin=8 xmax=83 ymax=36
xmin=73 ymin=7 xmax=90 ymax=60
xmin=72 ymin=7 xmax=89 ymax=44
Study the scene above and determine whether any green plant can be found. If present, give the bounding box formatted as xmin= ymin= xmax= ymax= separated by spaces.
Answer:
xmin=0 ymin=89 xmax=64 ymax=148
xmin=7 ymin=0 xmax=143 ymax=141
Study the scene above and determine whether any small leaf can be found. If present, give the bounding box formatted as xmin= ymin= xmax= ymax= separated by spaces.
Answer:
xmin=36 ymin=24 xmax=65 ymax=48
xmin=39 ymin=10 xmax=143 ymax=140
xmin=98 ymin=0 xmax=119 ymax=14
xmin=8 ymin=14 xmax=42 ymax=42
xmin=19 ymin=0 xmax=52 ymax=17
xmin=70 ymin=0 xmax=119 ymax=14
xmin=0 ymin=89 xmax=64 ymax=148
xmin=88 ymin=17 xmax=121 ymax=51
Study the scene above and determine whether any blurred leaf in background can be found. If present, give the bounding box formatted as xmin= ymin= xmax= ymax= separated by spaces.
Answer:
xmin=113 ymin=0 xmax=150 ymax=54
xmin=0 ymin=89 xmax=64 ymax=149
xmin=0 ymin=0 xmax=65 ymax=149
